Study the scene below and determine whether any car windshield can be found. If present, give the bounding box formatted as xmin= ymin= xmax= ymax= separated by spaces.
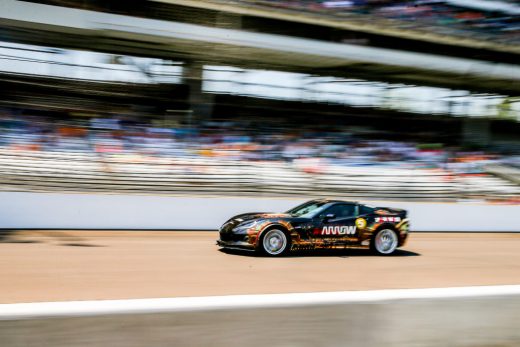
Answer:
xmin=286 ymin=201 xmax=330 ymax=217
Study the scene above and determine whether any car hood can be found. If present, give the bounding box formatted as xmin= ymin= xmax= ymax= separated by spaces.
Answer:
xmin=220 ymin=212 xmax=294 ymax=233
xmin=235 ymin=212 xmax=292 ymax=222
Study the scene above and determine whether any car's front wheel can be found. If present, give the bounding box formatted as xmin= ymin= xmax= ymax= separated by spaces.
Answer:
xmin=259 ymin=229 xmax=290 ymax=256
xmin=371 ymin=228 xmax=398 ymax=255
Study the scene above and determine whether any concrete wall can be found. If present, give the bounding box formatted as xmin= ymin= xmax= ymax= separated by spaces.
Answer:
xmin=1 ymin=286 xmax=519 ymax=347
xmin=0 ymin=192 xmax=518 ymax=231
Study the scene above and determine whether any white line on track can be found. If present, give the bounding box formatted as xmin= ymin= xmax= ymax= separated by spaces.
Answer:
xmin=1 ymin=285 xmax=520 ymax=320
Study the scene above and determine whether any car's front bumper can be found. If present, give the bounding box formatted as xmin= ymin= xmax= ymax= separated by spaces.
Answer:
xmin=216 ymin=239 xmax=255 ymax=251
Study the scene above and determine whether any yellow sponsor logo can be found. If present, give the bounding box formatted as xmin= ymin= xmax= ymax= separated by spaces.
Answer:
xmin=355 ymin=218 xmax=367 ymax=229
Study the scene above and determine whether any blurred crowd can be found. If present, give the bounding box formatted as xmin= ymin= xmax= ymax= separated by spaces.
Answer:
xmin=257 ymin=0 xmax=520 ymax=44
xmin=0 ymin=109 xmax=516 ymax=175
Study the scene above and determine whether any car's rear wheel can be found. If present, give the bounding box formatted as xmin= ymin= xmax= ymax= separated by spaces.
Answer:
xmin=259 ymin=229 xmax=290 ymax=256
xmin=371 ymin=228 xmax=398 ymax=255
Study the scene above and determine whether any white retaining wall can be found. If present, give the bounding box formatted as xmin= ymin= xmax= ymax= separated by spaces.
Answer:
xmin=0 ymin=192 xmax=518 ymax=231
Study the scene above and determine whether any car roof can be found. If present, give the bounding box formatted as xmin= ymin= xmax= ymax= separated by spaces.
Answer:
xmin=310 ymin=199 xmax=359 ymax=205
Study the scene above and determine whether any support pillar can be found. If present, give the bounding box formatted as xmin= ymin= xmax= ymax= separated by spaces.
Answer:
xmin=183 ymin=61 xmax=215 ymax=126
xmin=462 ymin=117 xmax=491 ymax=148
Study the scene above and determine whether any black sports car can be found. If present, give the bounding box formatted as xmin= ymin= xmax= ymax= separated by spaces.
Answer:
xmin=217 ymin=199 xmax=409 ymax=256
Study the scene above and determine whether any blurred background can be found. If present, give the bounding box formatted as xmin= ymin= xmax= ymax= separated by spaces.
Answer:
xmin=0 ymin=0 xmax=519 ymax=202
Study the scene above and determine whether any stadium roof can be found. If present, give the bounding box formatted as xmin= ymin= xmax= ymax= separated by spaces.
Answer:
xmin=1 ymin=0 xmax=519 ymax=94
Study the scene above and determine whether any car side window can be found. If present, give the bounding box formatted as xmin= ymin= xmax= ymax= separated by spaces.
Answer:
xmin=358 ymin=205 xmax=374 ymax=216
xmin=320 ymin=204 xmax=356 ymax=219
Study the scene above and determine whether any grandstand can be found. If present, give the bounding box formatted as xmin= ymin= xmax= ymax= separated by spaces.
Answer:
xmin=0 ymin=111 xmax=518 ymax=201
xmin=0 ymin=0 xmax=518 ymax=202
xmin=0 ymin=149 xmax=517 ymax=201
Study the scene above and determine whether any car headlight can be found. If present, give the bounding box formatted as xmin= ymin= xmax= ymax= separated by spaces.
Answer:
xmin=234 ymin=221 xmax=257 ymax=233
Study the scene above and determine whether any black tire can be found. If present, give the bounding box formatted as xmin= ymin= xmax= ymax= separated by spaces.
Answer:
xmin=257 ymin=228 xmax=291 ymax=257
xmin=371 ymin=228 xmax=399 ymax=255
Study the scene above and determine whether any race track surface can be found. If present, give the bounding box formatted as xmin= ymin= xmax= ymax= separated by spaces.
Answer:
xmin=1 ymin=231 xmax=519 ymax=303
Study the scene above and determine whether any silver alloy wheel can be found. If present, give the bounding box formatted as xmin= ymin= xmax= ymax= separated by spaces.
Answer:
xmin=374 ymin=229 xmax=398 ymax=255
xmin=262 ymin=229 xmax=287 ymax=256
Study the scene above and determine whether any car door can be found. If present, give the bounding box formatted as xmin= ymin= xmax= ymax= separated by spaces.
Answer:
xmin=314 ymin=204 xmax=359 ymax=240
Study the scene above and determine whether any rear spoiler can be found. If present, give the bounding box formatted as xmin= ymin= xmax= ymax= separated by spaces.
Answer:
xmin=375 ymin=207 xmax=407 ymax=216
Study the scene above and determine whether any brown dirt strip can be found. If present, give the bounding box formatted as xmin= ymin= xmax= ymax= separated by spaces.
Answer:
xmin=0 ymin=231 xmax=519 ymax=303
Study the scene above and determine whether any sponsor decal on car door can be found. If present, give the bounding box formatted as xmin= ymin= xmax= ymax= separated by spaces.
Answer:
xmin=314 ymin=218 xmax=358 ymax=239
xmin=312 ymin=203 xmax=359 ymax=239
xmin=321 ymin=225 xmax=357 ymax=235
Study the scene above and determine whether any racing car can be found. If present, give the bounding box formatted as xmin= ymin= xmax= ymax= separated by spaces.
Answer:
xmin=217 ymin=199 xmax=409 ymax=256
